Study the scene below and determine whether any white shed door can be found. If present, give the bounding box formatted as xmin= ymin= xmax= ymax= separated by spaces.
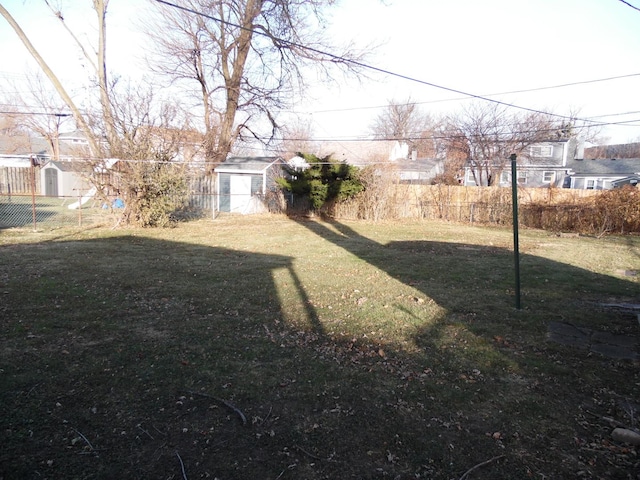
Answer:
xmin=229 ymin=175 xmax=252 ymax=213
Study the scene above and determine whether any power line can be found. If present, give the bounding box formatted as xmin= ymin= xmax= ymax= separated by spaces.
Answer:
xmin=153 ymin=0 xmax=606 ymax=127
xmin=618 ymin=0 xmax=640 ymax=12
xmin=303 ymin=73 xmax=640 ymax=114
xmin=0 ymin=109 xmax=71 ymax=117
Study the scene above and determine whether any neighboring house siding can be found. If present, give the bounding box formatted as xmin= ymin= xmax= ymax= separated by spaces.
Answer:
xmin=463 ymin=139 xmax=575 ymax=188
xmin=460 ymin=139 xmax=640 ymax=190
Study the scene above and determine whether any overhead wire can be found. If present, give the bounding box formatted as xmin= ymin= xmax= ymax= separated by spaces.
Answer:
xmin=618 ymin=0 xmax=640 ymax=12
xmin=2 ymin=1 xmax=635 ymax=153
xmin=302 ymin=73 xmax=640 ymax=114
xmin=153 ymin=0 xmax=633 ymax=128
xmin=0 ymin=109 xmax=71 ymax=116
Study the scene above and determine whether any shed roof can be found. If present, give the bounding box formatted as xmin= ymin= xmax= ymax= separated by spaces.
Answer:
xmin=214 ymin=156 xmax=283 ymax=173
xmin=45 ymin=160 xmax=93 ymax=173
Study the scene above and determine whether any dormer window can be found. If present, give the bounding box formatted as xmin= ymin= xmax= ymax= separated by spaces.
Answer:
xmin=529 ymin=145 xmax=553 ymax=157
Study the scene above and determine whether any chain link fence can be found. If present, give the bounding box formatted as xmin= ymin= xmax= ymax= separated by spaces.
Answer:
xmin=0 ymin=194 xmax=118 ymax=229
xmin=1 ymin=193 xmax=221 ymax=230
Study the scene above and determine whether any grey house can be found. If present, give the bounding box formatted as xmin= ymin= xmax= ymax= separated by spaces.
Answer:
xmin=464 ymin=138 xmax=582 ymax=187
xmin=214 ymin=156 xmax=285 ymax=214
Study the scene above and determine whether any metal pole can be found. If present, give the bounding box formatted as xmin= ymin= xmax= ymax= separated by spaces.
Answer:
xmin=77 ymin=190 xmax=82 ymax=227
xmin=30 ymin=156 xmax=37 ymax=231
xmin=510 ymin=154 xmax=521 ymax=309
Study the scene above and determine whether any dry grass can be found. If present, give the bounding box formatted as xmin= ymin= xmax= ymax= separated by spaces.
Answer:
xmin=1 ymin=214 xmax=639 ymax=479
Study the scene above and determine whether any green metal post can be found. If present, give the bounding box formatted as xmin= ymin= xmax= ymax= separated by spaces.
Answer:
xmin=510 ymin=153 xmax=521 ymax=309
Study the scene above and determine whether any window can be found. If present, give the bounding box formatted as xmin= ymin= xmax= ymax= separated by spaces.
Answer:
xmin=250 ymin=174 xmax=263 ymax=195
xmin=542 ymin=171 xmax=555 ymax=183
xmin=500 ymin=171 xmax=510 ymax=184
xmin=586 ymin=179 xmax=595 ymax=190
xmin=517 ymin=170 xmax=528 ymax=184
xmin=219 ymin=173 xmax=231 ymax=212
xmin=529 ymin=145 xmax=553 ymax=157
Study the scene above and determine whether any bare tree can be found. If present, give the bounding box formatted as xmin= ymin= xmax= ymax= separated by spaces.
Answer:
xmin=0 ymin=3 xmax=101 ymax=156
xmin=145 ymin=0 xmax=367 ymax=173
xmin=2 ymin=71 xmax=74 ymax=160
xmin=276 ymin=117 xmax=316 ymax=159
xmin=439 ymin=102 xmax=561 ymax=187
xmin=369 ymin=98 xmax=438 ymax=158
xmin=0 ymin=2 xmax=199 ymax=225
xmin=0 ymin=107 xmax=34 ymax=155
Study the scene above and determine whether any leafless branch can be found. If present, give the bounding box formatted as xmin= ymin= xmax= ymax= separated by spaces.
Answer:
xmin=459 ymin=454 xmax=505 ymax=480
xmin=175 ymin=451 xmax=188 ymax=480
xmin=184 ymin=390 xmax=247 ymax=425
xmin=73 ymin=428 xmax=95 ymax=451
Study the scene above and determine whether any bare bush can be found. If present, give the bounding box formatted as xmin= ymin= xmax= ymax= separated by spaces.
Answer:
xmin=592 ymin=186 xmax=640 ymax=234
xmin=331 ymin=163 xmax=403 ymax=220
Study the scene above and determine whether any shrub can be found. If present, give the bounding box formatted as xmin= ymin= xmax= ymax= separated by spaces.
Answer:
xmin=277 ymin=153 xmax=364 ymax=212
xmin=121 ymin=162 xmax=189 ymax=227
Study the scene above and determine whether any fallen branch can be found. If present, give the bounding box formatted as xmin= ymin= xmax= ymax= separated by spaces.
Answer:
xmin=584 ymin=410 xmax=628 ymax=429
xmin=137 ymin=424 xmax=155 ymax=440
xmin=459 ymin=455 xmax=505 ymax=480
xmin=294 ymin=445 xmax=325 ymax=461
xmin=259 ymin=405 xmax=273 ymax=426
xmin=184 ymin=390 xmax=247 ymax=425
xmin=175 ymin=451 xmax=188 ymax=480
xmin=73 ymin=428 xmax=95 ymax=451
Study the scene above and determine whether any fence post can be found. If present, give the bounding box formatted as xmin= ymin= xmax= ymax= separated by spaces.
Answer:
xmin=78 ymin=190 xmax=83 ymax=227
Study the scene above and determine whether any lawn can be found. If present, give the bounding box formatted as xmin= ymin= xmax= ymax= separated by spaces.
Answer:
xmin=1 ymin=214 xmax=639 ymax=479
xmin=0 ymin=195 xmax=108 ymax=229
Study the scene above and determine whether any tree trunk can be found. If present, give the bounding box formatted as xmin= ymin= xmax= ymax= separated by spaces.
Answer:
xmin=94 ymin=0 xmax=119 ymax=153
xmin=209 ymin=0 xmax=263 ymax=173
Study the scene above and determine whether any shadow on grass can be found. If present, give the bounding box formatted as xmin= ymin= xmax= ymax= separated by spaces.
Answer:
xmin=0 ymin=224 xmax=638 ymax=479
xmin=0 ymin=201 xmax=61 ymax=229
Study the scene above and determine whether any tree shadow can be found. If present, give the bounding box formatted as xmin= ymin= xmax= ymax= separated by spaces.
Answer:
xmin=0 ymin=225 xmax=638 ymax=479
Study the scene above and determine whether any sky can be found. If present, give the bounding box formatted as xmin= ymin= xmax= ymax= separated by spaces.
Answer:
xmin=1 ymin=0 xmax=639 ymax=146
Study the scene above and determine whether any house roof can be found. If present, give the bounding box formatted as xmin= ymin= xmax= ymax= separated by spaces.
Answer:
xmin=0 ymin=133 xmax=89 ymax=158
xmin=566 ymin=157 xmax=640 ymax=176
xmin=315 ymin=140 xmax=398 ymax=165
xmin=611 ymin=175 xmax=640 ymax=186
xmin=0 ymin=135 xmax=50 ymax=156
xmin=584 ymin=143 xmax=640 ymax=159
xmin=394 ymin=158 xmax=442 ymax=172
xmin=0 ymin=154 xmax=32 ymax=168
xmin=214 ymin=156 xmax=283 ymax=173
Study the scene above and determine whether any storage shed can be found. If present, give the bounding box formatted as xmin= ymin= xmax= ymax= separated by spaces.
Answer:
xmin=214 ymin=156 xmax=284 ymax=214
xmin=40 ymin=160 xmax=92 ymax=198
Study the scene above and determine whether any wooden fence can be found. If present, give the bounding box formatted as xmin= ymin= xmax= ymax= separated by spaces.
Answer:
xmin=0 ymin=167 xmax=40 ymax=195
xmin=332 ymin=184 xmax=604 ymax=226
